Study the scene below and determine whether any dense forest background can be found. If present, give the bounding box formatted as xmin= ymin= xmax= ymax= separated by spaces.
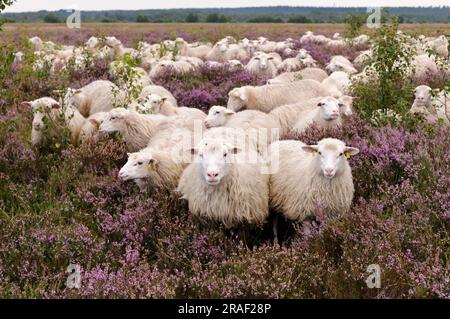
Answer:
xmin=1 ymin=6 xmax=450 ymax=24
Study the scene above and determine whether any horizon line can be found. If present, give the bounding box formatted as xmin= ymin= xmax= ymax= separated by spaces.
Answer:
xmin=3 ymin=5 xmax=450 ymax=14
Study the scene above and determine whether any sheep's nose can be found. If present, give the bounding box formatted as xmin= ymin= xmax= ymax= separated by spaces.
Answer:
xmin=324 ymin=168 xmax=334 ymax=175
xmin=207 ymin=171 xmax=219 ymax=178
xmin=33 ymin=123 xmax=41 ymax=130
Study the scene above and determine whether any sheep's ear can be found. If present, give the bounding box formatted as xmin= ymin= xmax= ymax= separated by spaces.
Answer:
xmin=51 ymin=103 xmax=61 ymax=109
xmin=225 ymin=109 xmax=235 ymax=116
xmin=89 ymin=118 xmax=100 ymax=127
xmin=302 ymin=145 xmax=319 ymax=154
xmin=344 ymin=147 xmax=359 ymax=157
xmin=21 ymin=101 xmax=32 ymax=109
xmin=148 ymin=158 xmax=158 ymax=171
xmin=237 ymin=89 xmax=247 ymax=101
xmin=74 ymin=89 xmax=82 ymax=95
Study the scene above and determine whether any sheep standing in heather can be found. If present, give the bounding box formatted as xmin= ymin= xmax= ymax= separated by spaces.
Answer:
xmin=78 ymin=112 xmax=108 ymax=143
xmin=410 ymin=85 xmax=449 ymax=123
xmin=268 ymin=67 xmax=329 ymax=84
xmin=24 ymin=97 xmax=86 ymax=147
xmin=98 ymin=108 xmax=170 ymax=151
xmin=149 ymin=60 xmax=195 ymax=79
xmin=245 ymin=52 xmax=278 ymax=78
xmin=177 ymin=136 xmax=270 ymax=228
xmin=326 ymin=55 xmax=358 ymax=74
xmin=118 ymin=125 xmax=195 ymax=192
xmin=29 ymin=36 xmax=43 ymax=51
xmin=204 ymin=105 xmax=280 ymax=153
xmin=227 ymin=79 xmax=332 ymax=113
xmin=177 ymin=39 xmax=212 ymax=60
xmin=267 ymin=138 xmax=359 ymax=223
xmin=140 ymin=85 xmax=178 ymax=107
xmin=322 ymin=71 xmax=351 ymax=97
xmin=134 ymin=93 xmax=206 ymax=121
xmin=68 ymin=80 xmax=121 ymax=117
xmin=293 ymin=96 xmax=343 ymax=134
xmin=410 ymin=54 xmax=440 ymax=79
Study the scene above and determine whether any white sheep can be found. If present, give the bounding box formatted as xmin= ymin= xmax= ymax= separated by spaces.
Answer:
xmin=98 ymin=107 xmax=170 ymax=151
xmin=177 ymin=136 xmax=270 ymax=228
xmin=118 ymin=127 xmax=193 ymax=192
xmin=23 ymin=97 xmax=85 ymax=147
xmin=177 ymin=39 xmax=212 ymax=59
xmin=326 ymin=55 xmax=357 ymax=74
xmin=29 ymin=36 xmax=43 ymax=51
xmin=427 ymin=35 xmax=448 ymax=58
xmin=267 ymin=138 xmax=359 ymax=222
xmin=149 ymin=60 xmax=194 ymax=79
xmin=353 ymin=34 xmax=370 ymax=46
xmin=353 ymin=49 xmax=373 ymax=69
xmin=410 ymin=54 xmax=440 ymax=79
xmin=300 ymin=31 xmax=328 ymax=45
xmin=292 ymin=96 xmax=343 ymax=133
xmin=204 ymin=105 xmax=280 ymax=153
xmin=140 ymin=85 xmax=178 ymax=107
xmin=227 ymin=79 xmax=332 ymax=113
xmin=321 ymin=71 xmax=351 ymax=97
xmin=410 ymin=85 xmax=449 ymax=123
xmin=268 ymin=67 xmax=329 ymax=85
xmin=68 ymin=80 xmax=120 ymax=117
xmin=85 ymin=36 xmax=99 ymax=50
xmin=78 ymin=112 xmax=108 ymax=143
xmin=134 ymin=93 xmax=206 ymax=121
xmin=245 ymin=52 xmax=278 ymax=78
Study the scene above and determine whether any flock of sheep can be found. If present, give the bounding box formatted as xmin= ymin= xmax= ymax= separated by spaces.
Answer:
xmin=18 ymin=30 xmax=449 ymax=241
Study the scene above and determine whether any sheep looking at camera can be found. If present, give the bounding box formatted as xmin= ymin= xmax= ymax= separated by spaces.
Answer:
xmin=267 ymin=138 xmax=359 ymax=221
xmin=177 ymin=136 xmax=270 ymax=228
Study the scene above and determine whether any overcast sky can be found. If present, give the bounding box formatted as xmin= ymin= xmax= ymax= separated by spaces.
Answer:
xmin=4 ymin=0 xmax=449 ymax=12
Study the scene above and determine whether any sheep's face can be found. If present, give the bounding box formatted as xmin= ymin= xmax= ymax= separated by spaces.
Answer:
xmin=227 ymin=88 xmax=247 ymax=112
xmin=204 ymin=106 xmax=235 ymax=129
xmin=317 ymin=97 xmax=340 ymax=121
xmin=414 ymin=85 xmax=432 ymax=107
xmin=25 ymin=98 xmax=61 ymax=146
xmin=119 ymin=151 xmax=157 ymax=181
xmin=338 ymin=96 xmax=354 ymax=117
xmin=195 ymin=140 xmax=240 ymax=186
xmin=297 ymin=49 xmax=309 ymax=59
xmin=251 ymin=53 xmax=275 ymax=71
xmin=86 ymin=37 xmax=98 ymax=49
xmin=141 ymin=94 xmax=165 ymax=114
xmin=68 ymin=89 xmax=86 ymax=108
xmin=105 ymin=37 xmax=121 ymax=48
xmin=326 ymin=61 xmax=344 ymax=73
xmin=217 ymin=42 xmax=229 ymax=53
xmin=302 ymin=138 xmax=359 ymax=179
xmin=99 ymin=108 xmax=128 ymax=133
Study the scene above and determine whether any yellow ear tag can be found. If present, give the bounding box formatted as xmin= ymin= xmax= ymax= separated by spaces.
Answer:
xmin=312 ymin=150 xmax=317 ymax=157
xmin=345 ymin=152 xmax=351 ymax=160
xmin=55 ymin=143 xmax=61 ymax=149
xmin=147 ymin=163 xmax=155 ymax=171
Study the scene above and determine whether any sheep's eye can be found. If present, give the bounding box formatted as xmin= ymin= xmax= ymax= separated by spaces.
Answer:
xmin=111 ymin=116 xmax=116 ymax=120
xmin=215 ymin=111 xmax=220 ymax=115
xmin=318 ymin=103 xmax=324 ymax=107
xmin=339 ymin=153 xmax=344 ymax=156
xmin=137 ymin=161 xmax=143 ymax=165
xmin=254 ymin=58 xmax=260 ymax=60
xmin=338 ymin=103 xmax=344 ymax=107
xmin=223 ymin=153 xmax=228 ymax=158
xmin=268 ymin=57 xmax=274 ymax=60
xmin=318 ymin=151 xmax=322 ymax=155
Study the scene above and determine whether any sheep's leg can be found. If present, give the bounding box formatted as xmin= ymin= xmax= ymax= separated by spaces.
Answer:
xmin=273 ymin=214 xmax=279 ymax=246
